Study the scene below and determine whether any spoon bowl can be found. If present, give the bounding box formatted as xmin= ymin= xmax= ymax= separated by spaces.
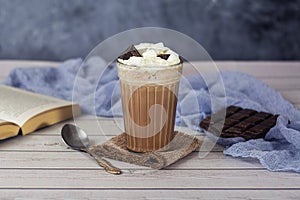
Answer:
xmin=61 ymin=124 xmax=121 ymax=175
xmin=61 ymin=124 xmax=90 ymax=150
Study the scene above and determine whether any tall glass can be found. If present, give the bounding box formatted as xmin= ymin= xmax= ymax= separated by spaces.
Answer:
xmin=117 ymin=61 xmax=182 ymax=152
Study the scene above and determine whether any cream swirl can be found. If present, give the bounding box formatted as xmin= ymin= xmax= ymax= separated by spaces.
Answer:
xmin=118 ymin=42 xmax=180 ymax=66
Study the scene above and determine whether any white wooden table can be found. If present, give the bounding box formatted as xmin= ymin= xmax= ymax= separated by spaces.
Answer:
xmin=0 ymin=60 xmax=300 ymax=199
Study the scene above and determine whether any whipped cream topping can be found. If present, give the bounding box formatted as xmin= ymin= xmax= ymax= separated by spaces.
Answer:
xmin=118 ymin=42 xmax=181 ymax=67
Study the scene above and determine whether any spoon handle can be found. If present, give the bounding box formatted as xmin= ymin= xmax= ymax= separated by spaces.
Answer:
xmin=87 ymin=150 xmax=122 ymax=175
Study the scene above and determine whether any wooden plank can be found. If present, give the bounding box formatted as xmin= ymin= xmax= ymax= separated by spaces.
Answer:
xmin=13 ymin=120 xmax=122 ymax=136
xmin=0 ymin=169 xmax=299 ymax=189
xmin=212 ymin=61 xmax=300 ymax=78
xmin=0 ymin=135 xmax=224 ymax=152
xmin=280 ymin=90 xmax=300 ymax=104
xmin=30 ymin=118 xmax=124 ymax=136
xmin=1 ymin=189 xmax=300 ymax=200
xmin=0 ymin=134 xmax=117 ymax=151
xmin=184 ymin=61 xmax=300 ymax=78
xmin=0 ymin=151 xmax=259 ymax=170
xmin=261 ymin=78 xmax=300 ymax=91
xmin=29 ymin=117 xmax=204 ymax=137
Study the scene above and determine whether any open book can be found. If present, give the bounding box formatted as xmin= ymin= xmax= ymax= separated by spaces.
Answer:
xmin=0 ymin=85 xmax=80 ymax=140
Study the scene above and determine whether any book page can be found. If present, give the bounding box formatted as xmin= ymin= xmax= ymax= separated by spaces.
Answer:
xmin=0 ymin=118 xmax=20 ymax=140
xmin=0 ymin=85 xmax=74 ymax=126
xmin=0 ymin=118 xmax=12 ymax=125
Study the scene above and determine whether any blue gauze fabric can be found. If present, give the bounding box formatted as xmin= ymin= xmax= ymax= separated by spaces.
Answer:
xmin=3 ymin=58 xmax=300 ymax=173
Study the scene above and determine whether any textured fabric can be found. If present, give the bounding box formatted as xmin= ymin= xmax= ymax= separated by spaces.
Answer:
xmin=89 ymin=131 xmax=200 ymax=169
xmin=3 ymin=58 xmax=300 ymax=173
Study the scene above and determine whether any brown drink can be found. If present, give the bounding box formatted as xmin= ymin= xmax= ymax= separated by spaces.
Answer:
xmin=117 ymin=43 xmax=182 ymax=152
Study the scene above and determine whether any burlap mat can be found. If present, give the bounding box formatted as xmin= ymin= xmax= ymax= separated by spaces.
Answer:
xmin=89 ymin=131 xmax=200 ymax=169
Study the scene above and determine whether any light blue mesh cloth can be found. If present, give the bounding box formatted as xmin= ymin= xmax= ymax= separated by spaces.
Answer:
xmin=3 ymin=58 xmax=300 ymax=173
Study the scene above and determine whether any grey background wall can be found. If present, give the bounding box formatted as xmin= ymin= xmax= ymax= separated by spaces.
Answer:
xmin=0 ymin=0 xmax=299 ymax=61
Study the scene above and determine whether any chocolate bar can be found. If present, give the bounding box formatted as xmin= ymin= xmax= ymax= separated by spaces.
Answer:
xmin=200 ymin=106 xmax=279 ymax=140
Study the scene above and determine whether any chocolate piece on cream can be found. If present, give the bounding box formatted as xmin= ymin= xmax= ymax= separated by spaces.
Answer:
xmin=118 ymin=45 xmax=142 ymax=60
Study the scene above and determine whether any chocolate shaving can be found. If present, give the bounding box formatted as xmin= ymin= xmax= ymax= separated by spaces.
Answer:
xmin=118 ymin=45 xmax=142 ymax=60
xmin=157 ymin=54 xmax=170 ymax=60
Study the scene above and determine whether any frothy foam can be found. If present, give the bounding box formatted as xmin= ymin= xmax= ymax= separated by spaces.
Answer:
xmin=118 ymin=42 xmax=180 ymax=66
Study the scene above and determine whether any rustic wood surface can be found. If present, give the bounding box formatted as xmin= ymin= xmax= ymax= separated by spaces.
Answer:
xmin=0 ymin=60 xmax=299 ymax=199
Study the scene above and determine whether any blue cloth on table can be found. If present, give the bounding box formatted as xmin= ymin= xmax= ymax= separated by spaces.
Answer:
xmin=3 ymin=58 xmax=300 ymax=173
